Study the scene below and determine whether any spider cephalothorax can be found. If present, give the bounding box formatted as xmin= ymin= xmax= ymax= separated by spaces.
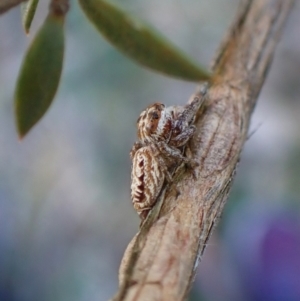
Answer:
xmin=137 ymin=103 xmax=173 ymax=143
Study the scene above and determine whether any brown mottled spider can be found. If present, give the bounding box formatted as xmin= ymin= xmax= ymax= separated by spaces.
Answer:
xmin=130 ymin=96 xmax=204 ymax=218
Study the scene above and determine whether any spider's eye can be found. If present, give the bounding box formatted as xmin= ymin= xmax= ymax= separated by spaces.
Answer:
xmin=152 ymin=112 xmax=159 ymax=119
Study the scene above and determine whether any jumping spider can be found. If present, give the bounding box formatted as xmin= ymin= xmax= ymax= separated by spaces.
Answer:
xmin=130 ymin=96 xmax=203 ymax=218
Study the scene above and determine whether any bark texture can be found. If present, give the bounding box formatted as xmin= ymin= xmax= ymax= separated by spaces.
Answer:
xmin=112 ymin=1 xmax=294 ymax=300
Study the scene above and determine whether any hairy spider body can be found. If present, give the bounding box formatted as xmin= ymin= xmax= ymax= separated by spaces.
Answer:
xmin=137 ymin=103 xmax=172 ymax=143
xmin=130 ymin=96 xmax=204 ymax=218
xmin=131 ymin=145 xmax=165 ymax=216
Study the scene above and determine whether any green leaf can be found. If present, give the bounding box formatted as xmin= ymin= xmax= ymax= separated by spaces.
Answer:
xmin=78 ymin=0 xmax=211 ymax=82
xmin=15 ymin=13 xmax=65 ymax=138
xmin=21 ymin=0 xmax=39 ymax=34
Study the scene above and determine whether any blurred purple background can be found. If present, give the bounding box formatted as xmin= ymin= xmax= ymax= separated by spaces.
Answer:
xmin=0 ymin=1 xmax=300 ymax=300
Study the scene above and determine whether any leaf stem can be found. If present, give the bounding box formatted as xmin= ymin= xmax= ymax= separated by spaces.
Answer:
xmin=49 ymin=0 xmax=69 ymax=16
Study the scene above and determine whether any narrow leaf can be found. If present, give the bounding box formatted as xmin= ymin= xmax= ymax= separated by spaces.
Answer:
xmin=78 ymin=0 xmax=211 ymax=82
xmin=15 ymin=13 xmax=65 ymax=138
xmin=21 ymin=0 xmax=39 ymax=34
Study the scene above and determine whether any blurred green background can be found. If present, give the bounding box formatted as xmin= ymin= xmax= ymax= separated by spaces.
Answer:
xmin=1 ymin=1 xmax=300 ymax=301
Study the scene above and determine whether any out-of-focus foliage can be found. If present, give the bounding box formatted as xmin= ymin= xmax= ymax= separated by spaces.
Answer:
xmin=0 ymin=1 xmax=300 ymax=301
xmin=21 ymin=0 xmax=39 ymax=33
xmin=14 ymin=0 xmax=210 ymax=138
xmin=79 ymin=0 xmax=211 ymax=82
xmin=15 ymin=11 xmax=65 ymax=138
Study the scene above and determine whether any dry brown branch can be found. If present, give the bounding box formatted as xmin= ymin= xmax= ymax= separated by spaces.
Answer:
xmin=112 ymin=0 xmax=295 ymax=300
xmin=0 ymin=0 xmax=27 ymax=14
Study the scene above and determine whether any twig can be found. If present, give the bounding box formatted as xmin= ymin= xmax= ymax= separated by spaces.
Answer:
xmin=112 ymin=0 xmax=295 ymax=300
